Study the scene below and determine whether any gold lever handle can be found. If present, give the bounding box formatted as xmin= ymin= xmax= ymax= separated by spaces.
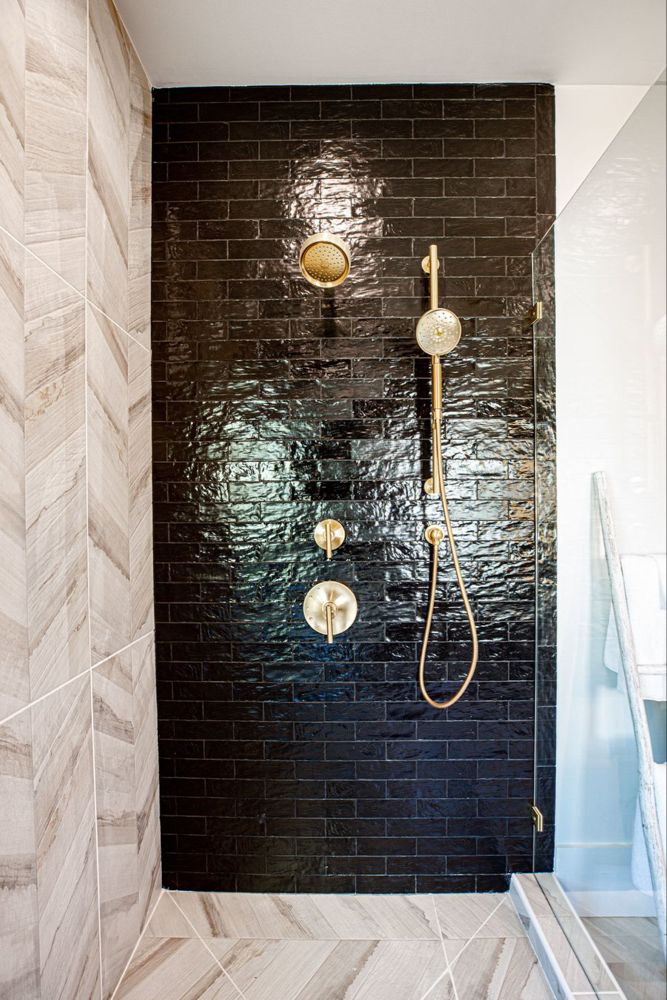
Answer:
xmin=314 ymin=519 xmax=345 ymax=560
xmin=325 ymin=602 xmax=335 ymax=644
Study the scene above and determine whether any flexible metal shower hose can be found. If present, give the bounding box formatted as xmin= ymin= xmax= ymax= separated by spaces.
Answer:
xmin=418 ymin=417 xmax=479 ymax=709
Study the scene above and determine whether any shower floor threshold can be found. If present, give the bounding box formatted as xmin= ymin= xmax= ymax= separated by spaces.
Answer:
xmin=113 ymin=889 xmax=554 ymax=999
xmin=510 ymin=874 xmax=627 ymax=1000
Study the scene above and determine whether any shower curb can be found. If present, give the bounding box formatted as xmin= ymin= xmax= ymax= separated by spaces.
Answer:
xmin=510 ymin=875 xmax=623 ymax=1000
xmin=510 ymin=875 xmax=580 ymax=1000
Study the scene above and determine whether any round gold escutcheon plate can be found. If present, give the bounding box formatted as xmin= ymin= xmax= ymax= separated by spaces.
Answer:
xmin=313 ymin=518 xmax=346 ymax=556
xmin=303 ymin=581 xmax=358 ymax=638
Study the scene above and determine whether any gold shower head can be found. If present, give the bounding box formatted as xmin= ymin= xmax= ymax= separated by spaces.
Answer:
xmin=299 ymin=232 xmax=351 ymax=288
xmin=416 ymin=307 xmax=462 ymax=356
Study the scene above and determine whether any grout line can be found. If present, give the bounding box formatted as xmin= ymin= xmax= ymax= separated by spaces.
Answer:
xmin=168 ymin=891 xmax=251 ymax=999
xmin=418 ymin=968 xmax=452 ymax=1000
xmin=82 ymin=7 xmax=105 ymax=997
xmin=88 ymin=670 xmax=105 ymax=1000
xmin=110 ymin=888 xmax=165 ymax=1000
xmin=0 ymin=632 xmax=154 ymax=730
xmin=441 ymin=893 xmax=509 ymax=974
xmin=0 ymin=221 xmax=150 ymax=355
xmin=429 ymin=893 xmax=460 ymax=1000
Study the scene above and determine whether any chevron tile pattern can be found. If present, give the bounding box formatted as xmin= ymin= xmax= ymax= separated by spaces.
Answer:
xmin=115 ymin=891 xmax=553 ymax=1000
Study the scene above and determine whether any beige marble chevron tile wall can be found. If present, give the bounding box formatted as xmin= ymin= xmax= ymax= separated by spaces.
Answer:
xmin=0 ymin=1 xmax=159 ymax=998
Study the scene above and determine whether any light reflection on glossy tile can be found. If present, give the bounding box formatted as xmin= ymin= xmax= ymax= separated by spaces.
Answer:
xmin=25 ymin=0 xmax=87 ymax=289
xmin=32 ymin=676 xmax=99 ymax=1000
xmin=24 ymin=253 xmax=88 ymax=700
xmin=0 ymin=711 xmax=39 ymax=1000
xmin=87 ymin=0 xmax=130 ymax=329
xmin=0 ymin=0 xmax=25 ymax=240
xmin=0 ymin=230 xmax=28 ymax=722
xmin=87 ymin=304 xmax=130 ymax=663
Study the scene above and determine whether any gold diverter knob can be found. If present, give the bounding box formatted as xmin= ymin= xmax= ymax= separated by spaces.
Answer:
xmin=314 ymin=519 xmax=345 ymax=560
xmin=303 ymin=581 xmax=358 ymax=644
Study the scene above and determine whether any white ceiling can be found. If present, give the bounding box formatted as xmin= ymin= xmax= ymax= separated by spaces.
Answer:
xmin=116 ymin=0 xmax=666 ymax=89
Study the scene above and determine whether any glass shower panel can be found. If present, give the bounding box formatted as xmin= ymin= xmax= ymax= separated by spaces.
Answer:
xmin=533 ymin=76 xmax=666 ymax=998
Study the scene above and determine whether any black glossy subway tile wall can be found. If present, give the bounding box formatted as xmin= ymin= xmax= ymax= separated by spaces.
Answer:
xmin=152 ymin=83 xmax=556 ymax=892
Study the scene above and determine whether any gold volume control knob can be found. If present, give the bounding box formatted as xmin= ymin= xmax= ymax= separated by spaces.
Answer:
xmin=314 ymin=519 xmax=345 ymax=560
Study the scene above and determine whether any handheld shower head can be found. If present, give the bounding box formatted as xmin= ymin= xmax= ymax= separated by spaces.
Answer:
xmin=416 ymin=307 xmax=462 ymax=356
xmin=299 ymin=232 xmax=351 ymax=288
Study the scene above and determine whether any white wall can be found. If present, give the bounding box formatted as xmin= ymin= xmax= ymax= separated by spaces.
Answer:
xmin=555 ymin=85 xmax=649 ymax=213
xmin=553 ymin=82 xmax=666 ymax=900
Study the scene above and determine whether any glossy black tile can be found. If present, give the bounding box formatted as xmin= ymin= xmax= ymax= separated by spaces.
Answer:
xmin=152 ymin=82 xmax=556 ymax=893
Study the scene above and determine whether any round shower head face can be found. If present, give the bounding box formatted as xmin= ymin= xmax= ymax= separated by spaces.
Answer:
xmin=416 ymin=307 xmax=462 ymax=356
xmin=299 ymin=233 xmax=351 ymax=288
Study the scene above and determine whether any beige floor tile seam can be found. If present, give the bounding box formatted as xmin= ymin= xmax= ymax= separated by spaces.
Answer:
xmin=429 ymin=895 xmax=460 ymax=1000
xmin=0 ymin=631 xmax=155 ymax=730
xmin=168 ymin=890 xmax=251 ymax=1000
xmin=441 ymin=894 xmax=511 ymax=974
xmin=110 ymin=889 xmax=167 ymax=1000
xmin=0 ymin=220 xmax=150 ymax=356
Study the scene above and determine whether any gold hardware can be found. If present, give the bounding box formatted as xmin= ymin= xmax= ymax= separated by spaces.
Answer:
xmin=299 ymin=232 xmax=351 ymax=288
xmin=313 ymin=519 xmax=345 ymax=560
xmin=324 ymin=602 xmax=335 ymax=644
xmin=530 ymin=803 xmax=545 ymax=833
xmin=303 ymin=581 xmax=358 ymax=643
xmin=416 ymin=243 xmax=479 ymax=712
xmin=527 ymin=301 xmax=543 ymax=325
xmin=421 ymin=244 xmax=440 ymax=310
xmin=425 ymin=524 xmax=445 ymax=545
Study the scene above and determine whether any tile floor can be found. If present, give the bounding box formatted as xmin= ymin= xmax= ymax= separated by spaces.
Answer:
xmin=114 ymin=891 xmax=554 ymax=999
xmin=583 ymin=915 xmax=665 ymax=1000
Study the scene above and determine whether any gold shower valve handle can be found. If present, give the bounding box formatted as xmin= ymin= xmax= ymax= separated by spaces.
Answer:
xmin=314 ymin=519 xmax=345 ymax=560
xmin=324 ymin=602 xmax=335 ymax=644
xmin=303 ymin=581 xmax=358 ymax=643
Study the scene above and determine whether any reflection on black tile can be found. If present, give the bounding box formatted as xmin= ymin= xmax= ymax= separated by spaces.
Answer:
xmin=152 ymin=83 xmax=556 ymax=892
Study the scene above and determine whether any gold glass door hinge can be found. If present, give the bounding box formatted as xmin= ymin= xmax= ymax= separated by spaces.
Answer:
xmin=530 ymin=803 xmax=545 ymax=833
xmin=528 ymin=301 xmax=543 ymax=325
